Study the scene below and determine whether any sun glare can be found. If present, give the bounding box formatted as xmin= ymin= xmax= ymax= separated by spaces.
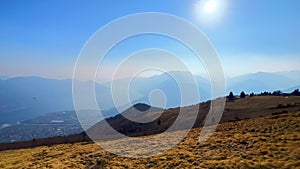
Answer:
xmin=204 ymin=0 xmax=217 ymax=13
xmin=194 ymin=0 xmax=226 ymax=24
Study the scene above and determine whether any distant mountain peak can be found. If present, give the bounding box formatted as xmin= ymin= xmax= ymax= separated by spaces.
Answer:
xmin=133 ymin=103 xmax=151 ymax=112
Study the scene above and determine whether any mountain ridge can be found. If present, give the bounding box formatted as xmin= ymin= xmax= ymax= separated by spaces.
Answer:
xmin=0 ymin=70 xmax=299 ymax=126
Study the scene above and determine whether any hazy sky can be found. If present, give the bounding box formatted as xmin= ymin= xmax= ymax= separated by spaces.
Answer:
xmin=1 ymin=0 xmax=300 ymax=81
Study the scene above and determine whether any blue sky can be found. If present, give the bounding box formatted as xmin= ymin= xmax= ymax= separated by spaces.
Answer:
xmin=1 ymin=0 xmax=300 ymax=81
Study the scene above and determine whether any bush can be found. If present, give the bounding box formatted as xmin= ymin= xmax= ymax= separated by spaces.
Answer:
xmin=240 ymin=91 xmax=246 ymax=98
xmin=228 ymin=92 xmax=235 ymax=102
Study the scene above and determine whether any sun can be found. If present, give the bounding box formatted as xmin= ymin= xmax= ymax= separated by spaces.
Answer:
xmin=204 ymin=0 xmax=217 ymax=13
xmin=194 ymin=0 xmax=226 ymax=24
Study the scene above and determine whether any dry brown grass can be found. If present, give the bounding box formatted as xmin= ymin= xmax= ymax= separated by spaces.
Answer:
xmin=0 ymin=110 xmax=299 ymax=169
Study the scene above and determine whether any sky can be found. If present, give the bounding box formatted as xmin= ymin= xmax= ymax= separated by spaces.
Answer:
xmin=1 ymin=0 xmax=300 ymax=82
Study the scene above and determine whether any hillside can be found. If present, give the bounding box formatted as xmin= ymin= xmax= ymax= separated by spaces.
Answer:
xmin=0 ymin=109 xmax=299 ymax=168
xmin=0 ymin=96 xmax=299 ymax=148
xmin=87 ymin=96 xmax=300 ymax=141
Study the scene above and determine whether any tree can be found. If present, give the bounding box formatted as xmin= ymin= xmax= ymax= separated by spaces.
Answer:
xmin=240 ymin=91 xmax=246 ymax=98
xmin=249 ymin=92 xmax=255 ymax=97
xmin=228 ymin=92 xmax=235 ymax=102
xmin=272 ymin=90 xmax=282 ymax=96
xmin=291 ymin=89 xmax=300 ymax=96
xmin=261 ymin=91 xmax=271 ymax=96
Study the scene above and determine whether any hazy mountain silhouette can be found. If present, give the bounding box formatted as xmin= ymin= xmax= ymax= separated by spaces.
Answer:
xmin=0 ymin=77 xmax=114 ymax=125
xmin=0 ymin=70 xmax=299 ymax=126
xmin=284 ymin=85 xmax=300 ymax=93
xmin=275 ymin=70 xmax=300 ymax=83
xmin=104 ymin=71 xmax=211 ymax=108
xmin=227 ymin=71 xmax=300 ymax=93
xmin=104 ymin=71 xmax=300 ymax=107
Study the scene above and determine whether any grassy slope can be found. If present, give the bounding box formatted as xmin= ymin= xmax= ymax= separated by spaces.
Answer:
xmin=0 ymin=110 xmax=299 ymax=168
xmin=87 ymin=96 xmax=300 ymax=140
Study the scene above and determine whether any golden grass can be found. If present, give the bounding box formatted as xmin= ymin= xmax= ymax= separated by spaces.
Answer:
xmin=0 ymin=111 xmax=299 ymax=169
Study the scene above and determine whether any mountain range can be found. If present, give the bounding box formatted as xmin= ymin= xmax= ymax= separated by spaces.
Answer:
xmin=0 ymin=77 xmax=116 ymax=125
xmin=227 ymin=71 xmax=300 ymax=93
xmin=0 ymin=70 xmax=299 ymax=127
